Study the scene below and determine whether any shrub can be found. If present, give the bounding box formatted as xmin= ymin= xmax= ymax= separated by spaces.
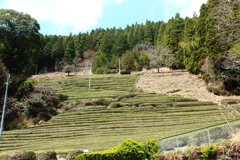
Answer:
xmin=24 ymin=96 xmax=47 ymax=117
xmin=163 ymin=150 xmax=184 ymax=160
xmin=56 ymin=102 xmax=65 ymax=109
xmin=92 ymin=98 xmax=105 ymax=105
xmin=197 ymin=144 xmax=217 ymax=158
xmin=102 ymin=98 xmax=116 ymax=106
xmin=38 ymin=112 xmax=52 ymax=121
xmin=17 ymin=79 xmax=38 ymax=99
xmin=75 ymin=139 xmax=145 ymax=160
xmin=1 ymin=97 xmax=23 ymax=123
xmin=47 ymin=107 xmax=58 ymax=116
xmin=144 ymin=139 xmax=160 ymax=160
xmin=120 ymin=71 xmax=131 ymax=74
xmin=5 ymin=151 xmax=36 ymax=160
xmin=184 ymin=146 xmax=199 ymax=159
xmin=109 ymin=69 xmax=117 ymax=74
xmin=32 ymin=118 xmax=40 ymax=125
xmin=115 ymin=93 xmax=137 ymax=101
xmin=41 ymin=94 xmax=59 ymax=107
xmin=108 ymin=102 xmax=130 ymax=108
xmin=21 ymin=79 xmax=38 ymax=91
xmin=95 ymin=67 xmax=104 ymax=74
xmin=83 ymin=101 xmax=93 ymax=106
xmin=36 ymin=151 xmax=57 ymax=160
xmin=139 ymin=103 xmax=156 ymax=108
xmin=83 ymin=98 xmax=116 ymax=107
xmin=66 ymin=150 xmax=84 ymax=160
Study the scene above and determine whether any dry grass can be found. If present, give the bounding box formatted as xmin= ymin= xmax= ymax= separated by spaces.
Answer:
xmin=136 ymin=67 xmax=240 ymax=104
xmin=231 ymin=130 xmax=240 ymax=143
xmin=31 ymin=69 xmax=91 ymax=81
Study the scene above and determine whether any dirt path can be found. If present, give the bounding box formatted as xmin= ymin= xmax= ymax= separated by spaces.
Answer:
xmin=136 ymin=68 xmax=240 ymax=104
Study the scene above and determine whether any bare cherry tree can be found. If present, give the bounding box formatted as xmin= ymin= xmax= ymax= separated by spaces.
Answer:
xmin=133 ymin=42 xmax=175 ymax=73
xmin=133 ymin=42 xmax=155 ymax=56
xmin=148 ymin=45 xmax=175 ymax=73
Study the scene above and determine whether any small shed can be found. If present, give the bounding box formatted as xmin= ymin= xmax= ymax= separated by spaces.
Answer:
xmin=142 ymin=67 xmax=147 ymax=71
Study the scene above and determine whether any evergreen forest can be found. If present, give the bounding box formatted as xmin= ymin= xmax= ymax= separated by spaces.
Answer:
xmin=36 ymin=0 xmax=240 ymax=95
xmin=1 ymin=0 xmax=240 ymax=103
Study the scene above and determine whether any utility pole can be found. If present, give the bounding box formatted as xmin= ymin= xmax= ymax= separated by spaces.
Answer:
xmin=88 ymin=63 xmax=92 ymax=89
xmin=118 ymin=58 xmax=121 ymax=75
xmin=206 ymin=128 xmax=211 ymax=144
xmin=0 ymin=73 xmax=11 ymax=138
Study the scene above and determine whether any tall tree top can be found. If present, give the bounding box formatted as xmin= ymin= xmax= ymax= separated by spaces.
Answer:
xmin=0 ymin=9 xmax=41 ymax=75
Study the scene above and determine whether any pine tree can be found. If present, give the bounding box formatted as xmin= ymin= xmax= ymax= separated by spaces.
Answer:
xmin=162 ymin=13 xmax=185 ymax=54
xmin=121 ymin=50 xmax=137 ymax=72
xmin=98 ymin=30 xmax=114 ymax=59
xmin=64 ymin=34 xmax=75 ymax=64
xmin=154 ymin=21 xmax=165 ymax=45
xmin=92 ymin=51 xmax=109 ymax=73
xmin=112 ymin=29 xmax=128 ymax=57
xmin=51 ymin=36 xmax=65 ymax=70
xmin=144 ymin=20 xmax=154 ymax=43
xmin=74 ymin=33 xmax=88 ymax=60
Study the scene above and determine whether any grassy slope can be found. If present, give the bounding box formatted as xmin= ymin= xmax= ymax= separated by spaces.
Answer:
xmin=0 ymin=73 xmax=239 ymax=156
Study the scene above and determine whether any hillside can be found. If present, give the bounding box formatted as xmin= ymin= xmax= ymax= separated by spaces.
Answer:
xmin=0 ymin=71 xmax=239 ymax=158
xmin=136 ymin=68 xmax=240 ymax=104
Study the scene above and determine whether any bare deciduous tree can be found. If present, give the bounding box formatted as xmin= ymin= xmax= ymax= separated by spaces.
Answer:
xmin=148 ymin=45 xmax=175 ymax=73
xmin=215 ymin=52 xmax=240 ymax=81
xmin=133 ymin=42 xmax=175 ymax=72
xmin=201 ymin=56 xmax=215 ymax=79
xmin=133 ymin=42 xmax=155 ymax=56
xmin=213 ymin=0 xmax=240 ymax=50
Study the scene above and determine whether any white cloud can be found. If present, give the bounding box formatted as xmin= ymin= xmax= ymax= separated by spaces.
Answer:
xmin=2 ymin=0 xmax=106 ymax=34
xmin=180 ymin=0 xmax=208 ymax=18
xmin=163 ymin=0 xmax=188 ymax=6
xmin=114 ymin=0 xmax=125 ymax=3
xmin=163 ymin=0 xmax=208 ymax=18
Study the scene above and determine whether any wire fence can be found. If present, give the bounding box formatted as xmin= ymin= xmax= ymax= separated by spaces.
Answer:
xmin=159 ymin=119 xmax=240 ymax=153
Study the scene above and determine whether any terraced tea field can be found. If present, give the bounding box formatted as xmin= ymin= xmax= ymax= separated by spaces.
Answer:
xmin=0 ymin=73 xmax=239 ymax=156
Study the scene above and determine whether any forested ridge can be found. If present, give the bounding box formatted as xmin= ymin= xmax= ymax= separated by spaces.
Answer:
xmin=37 ymin=0 xmax=240 ymax=95
xmin=0 ymin=0 xmax=240 ymax=125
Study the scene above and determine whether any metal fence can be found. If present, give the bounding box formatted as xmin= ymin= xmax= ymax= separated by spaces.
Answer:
xmin=159 ymin=119 xmax=240 ymax=153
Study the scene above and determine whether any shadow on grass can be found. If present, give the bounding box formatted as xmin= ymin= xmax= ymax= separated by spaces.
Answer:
xmin=58 ymin=94 xmax=69 ymax=102
xmin=65 ymin=75 xmax=76 ymax=76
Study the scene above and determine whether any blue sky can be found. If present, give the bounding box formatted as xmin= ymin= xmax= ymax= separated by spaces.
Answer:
xmin=0 ymin=0 xmax=207 ymax=36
